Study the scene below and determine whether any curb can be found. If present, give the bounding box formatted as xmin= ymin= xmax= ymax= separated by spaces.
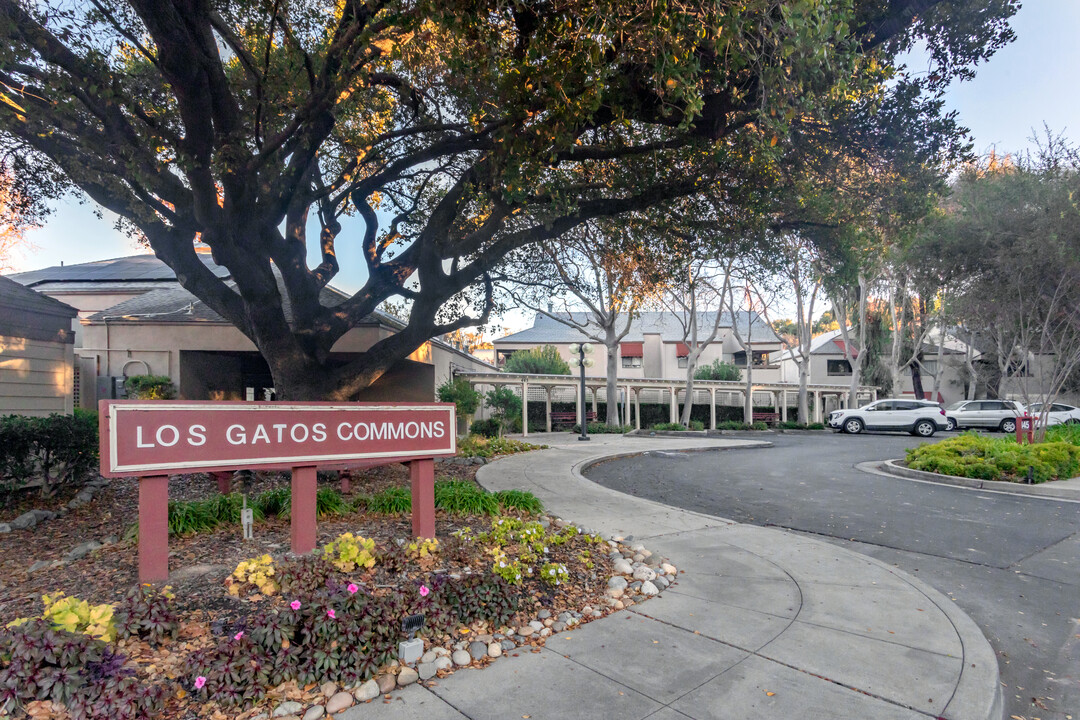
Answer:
xmin=880 ymin=459 xmax=1080 ymax=501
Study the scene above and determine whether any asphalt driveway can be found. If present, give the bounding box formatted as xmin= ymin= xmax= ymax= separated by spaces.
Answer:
xmin=586 ymin=431 xmax=1080 ymax=719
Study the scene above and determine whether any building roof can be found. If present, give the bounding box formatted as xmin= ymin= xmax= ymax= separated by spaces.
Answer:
xmin=495 ymin=310 xmax=781 ymax=345
xmin=9 ymin=251 xmax=231 ymax=289
xmin=778 ymin=327 xmax=967 ymax=363
xmin=0 ymin=275 xmax=78 ymax=342
xmin=0 ymin=275 xmax=79 ymax=318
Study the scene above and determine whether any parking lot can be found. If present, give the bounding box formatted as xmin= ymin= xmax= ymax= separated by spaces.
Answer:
xmin=586 ymin=431 xmax=1080 ymax=718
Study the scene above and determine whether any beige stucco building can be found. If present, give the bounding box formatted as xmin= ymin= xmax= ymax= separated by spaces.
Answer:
xmin=11 ymin=252 xmax=493 ymax=406
xmin=493 ymin=311 xmax=784 ymax=382
xmin=0 ymin=275 xmax=78 ymax=416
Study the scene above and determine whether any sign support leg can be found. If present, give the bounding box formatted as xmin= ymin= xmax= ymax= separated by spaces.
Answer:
xmin=291 ymin=465 xmax=317 ymax=555
xmin=138 ymin=475 xmax=170 ymax=584
xmin=213 ymin=471 xmax=232 ymax=494
xmin=410 ymin=458 xmax=436 ymax=539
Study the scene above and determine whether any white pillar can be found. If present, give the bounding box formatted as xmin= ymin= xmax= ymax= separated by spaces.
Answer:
xmin=521 ymin=381 xmax=528 ymax=437
xmin=709 ymin=388 xmax=717 ymax=430
xmin=781 ymin=390 xmax=788 ymax=423
xmin=634 ymin=389 xmax=641 ymax=430
xmin=576 ymin=382 xmax=583 ymax=428
xmin=669 ymin=388 xmax=678 ymax=423
xmin=545 ymin=388 xmax=552 ymax=433
xmin=591 ymin=388 xmax=598 ymax=417
xmin=772 ymin=391 xmax=780 ymax=415
xmin=813 ymin=391 xmax=822 ymax=423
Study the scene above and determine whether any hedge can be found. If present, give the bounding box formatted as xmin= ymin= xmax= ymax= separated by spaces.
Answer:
xmin=0 ymin=410 xmax=99 ymax=497
xmin=905 ymin=433 xmax=1080 ymax=484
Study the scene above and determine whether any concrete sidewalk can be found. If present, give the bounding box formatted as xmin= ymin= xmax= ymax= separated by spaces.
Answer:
xmin=342 ymin=434 xmax=1002 ymax=720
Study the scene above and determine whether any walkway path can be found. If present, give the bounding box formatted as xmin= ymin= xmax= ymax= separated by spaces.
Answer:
xmin=341 ymin=433 xmax=1002 ymax=720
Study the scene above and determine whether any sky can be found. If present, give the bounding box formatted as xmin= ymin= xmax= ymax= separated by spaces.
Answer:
xmin=8 ymin=0 xmax=1079 ymax=332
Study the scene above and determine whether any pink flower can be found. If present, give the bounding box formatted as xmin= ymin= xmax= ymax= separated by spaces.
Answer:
xmin=233 ymin=631 xmax=244 ymax=640
xmin=327 ymin=609 xmax=336 ymax=619
xmin=419 ymin=585 xmax=429 ymax=597
xmin=290 ymin=600 xmax=301 ymax=610
xmin=347 ymin=583 xmax=359 ymax=594
xmin=194 ymin=676 xmax=206 ymax=690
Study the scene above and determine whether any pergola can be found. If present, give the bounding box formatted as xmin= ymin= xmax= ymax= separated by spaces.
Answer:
xmin=454 ymin=371 xmax=879 ymax=436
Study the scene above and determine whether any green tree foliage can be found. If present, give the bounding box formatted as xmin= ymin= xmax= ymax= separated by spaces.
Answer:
xmin=694 ymin=359 xmax=741 ymax=382
xmin=908 ymin=136 xmax=1080 ymax=405
xmin=485 ymin=387 xmax=523 ymax=436
xmin=503 ymin=346 xmax=571 ymax=375
xmin=437 ymin=377 xmax=481 ymax=417
xmin=0 ymin=0 xmax=1018 ymax=399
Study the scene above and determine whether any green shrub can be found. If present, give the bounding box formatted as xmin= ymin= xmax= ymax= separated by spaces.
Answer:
xmin=458 ymin=434 xmax=544 ymax=458
xmin=437 ymin=377 xmax=481 ymax=417
xmin=434 ymin=479 xmax=499 ymax=515
xmin=0 ymin=412 xmax=99 ymax=497
xmin=778 ymin=421 xmax=825 ymax=430
xmin=316 ymin=487 xmax=348 ymax=518
xmin=492 ymin=489 xmax=543 ymax=514
xmin=503 ymin=345 xmax=571 ymax=375
xmin=166 ymin=493 xmax=265 ymax=535
xmin=694 ymin=359 xmax=741 ymax=381
xmin=906 ymin=433 xmax=1080 ymax=483
xmin=1046 ymin=423 xmax=1080 ymax=445
xmin=363 ymin=487 xmax=412 ymax=514
xmin=650 ymin=421 xmax=704 ymax=431
xmin=469 ymin=418 xmax=501 ymax=438
xmin=573 ymin=422 xmax=632 ymax=434
xmin=253 ymin=486 xmax=291 ymax=516
xmin=123 ymin=374 xmax=177 ymax=400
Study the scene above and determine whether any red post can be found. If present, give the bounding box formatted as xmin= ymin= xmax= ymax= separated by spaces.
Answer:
xmin=213 ymin=471 xmax=232 ymax=494
xmin=291 ymin=465 xmax=318 ymax=555
xmin=138 ymin=475 xmax=170 ymax=584
xmin=410 ymin=458 xmax=436 ymax=539
xmin=339 ymin=468 xmax=351 ymax=494
xmin=1016 ymin=415 xmax=1035 ymax=444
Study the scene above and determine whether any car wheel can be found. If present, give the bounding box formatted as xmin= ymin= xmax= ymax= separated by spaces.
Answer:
xmin=946 ymin=417 xmax=957 ymax=432
xmin=843 ymin=418 xmax=864 ymax=434
xmin=1000 ymin=418 xmax=1017 ymax=433
xmin=913 ymin=420 xmax=936 ymax=437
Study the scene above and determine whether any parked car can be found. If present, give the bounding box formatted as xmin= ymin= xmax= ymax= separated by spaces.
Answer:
xmin=828 ymin=399 xmax=948 ymax=437
xmin=943 ymin=399 xmax=1025 ymax=432
xmin=1027 ymin=402 xmax=1080 ymax=426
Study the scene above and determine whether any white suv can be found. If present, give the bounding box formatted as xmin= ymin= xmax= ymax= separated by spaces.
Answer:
xmin=828 ymin=399 xmax=948 ymax=437
xmin=943 ymin=399 xmax=1025 ymax=432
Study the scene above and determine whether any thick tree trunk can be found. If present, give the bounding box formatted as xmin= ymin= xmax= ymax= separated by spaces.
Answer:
xmin=605 ymin=329 xmax=621 ymax=426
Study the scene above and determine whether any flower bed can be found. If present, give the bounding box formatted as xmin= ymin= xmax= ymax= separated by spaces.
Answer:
xmin=1 ymin=509 xmax=679 ymax=720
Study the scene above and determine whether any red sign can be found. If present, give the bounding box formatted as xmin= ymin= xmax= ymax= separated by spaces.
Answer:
xmin=99 ymin=401 xmax=456 ymax=477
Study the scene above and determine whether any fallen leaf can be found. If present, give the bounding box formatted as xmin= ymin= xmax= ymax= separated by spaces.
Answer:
xmin=765 ymin=691 xmax=775 ymax=697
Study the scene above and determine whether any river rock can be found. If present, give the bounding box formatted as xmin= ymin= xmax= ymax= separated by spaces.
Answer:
xmin=468 ymin=641 xmax=487 ymax=660
xmin=10 ymin=511 xmax=38 ymax=530
xmin=452 ymin=649 xmax=472 ymax=666
xmin=434 ymin=656 xmax=452 ymax=672
xmin=354 ymin=679 xmax=379 ymax=703
xmin=302 ymin=706 xmax=325 ymax=720
xmin=417 ymin=662 xmax=438 ymax=680
xmin=397 ymin=667 xmax=418 ymax=686
xmin=612 ymin=559 xmax=633 ymax=575
xmin=516 ymin=625 xmax=535 ymax=638
xmin=661 ymin=563 xmax=677 ymax=576
xmin=273 ymin=701 xmax=304 ymax=717
xmin=319 ymin=682 xmax=337 ymax=698
xmin=488 ymin=642 xmax=502 ymax=658
xmin=632 ymin=566 xmax=657 ymax=582
xmin=326 ymin=691 xmax=353 ymax=713
xmin=0 ymin=523 xmax=10 ymax=533
xmin=377 ymin=674 xmax=397 ymax=694
xmin=65 ymin=540 xmax=102 ymax=563
xmin=607 ymin=576 xmax=627 ymax=590
xmin=640 ymin=581 xmax=660 ymax=596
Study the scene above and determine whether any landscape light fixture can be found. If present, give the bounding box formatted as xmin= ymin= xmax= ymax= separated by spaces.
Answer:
xmin=570 ymin=342 xmax=593 ymax=441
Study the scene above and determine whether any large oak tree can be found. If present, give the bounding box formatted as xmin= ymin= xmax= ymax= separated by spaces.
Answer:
xmin=0 ymin=0 xmax=1016 ymax=399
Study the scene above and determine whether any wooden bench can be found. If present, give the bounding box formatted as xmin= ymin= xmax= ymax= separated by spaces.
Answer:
xmin=752 ymin=412 xmax=781 ymax=425
xmin=551 ymin=411 xmax=596 ymax=427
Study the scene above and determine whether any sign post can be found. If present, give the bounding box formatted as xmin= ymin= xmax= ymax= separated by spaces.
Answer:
xmin=100 ymin=401 xmax=456 ymax=583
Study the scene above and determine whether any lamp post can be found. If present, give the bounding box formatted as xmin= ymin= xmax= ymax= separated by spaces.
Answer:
xmin=569 ymin=342 xmax=594 ymax=441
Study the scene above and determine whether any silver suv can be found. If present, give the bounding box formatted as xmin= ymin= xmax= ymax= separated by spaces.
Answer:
xmin=828 ymin=399 xmax=948 ymax=437
xmin=943 ymin=400 xmax=1025 ymax=433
